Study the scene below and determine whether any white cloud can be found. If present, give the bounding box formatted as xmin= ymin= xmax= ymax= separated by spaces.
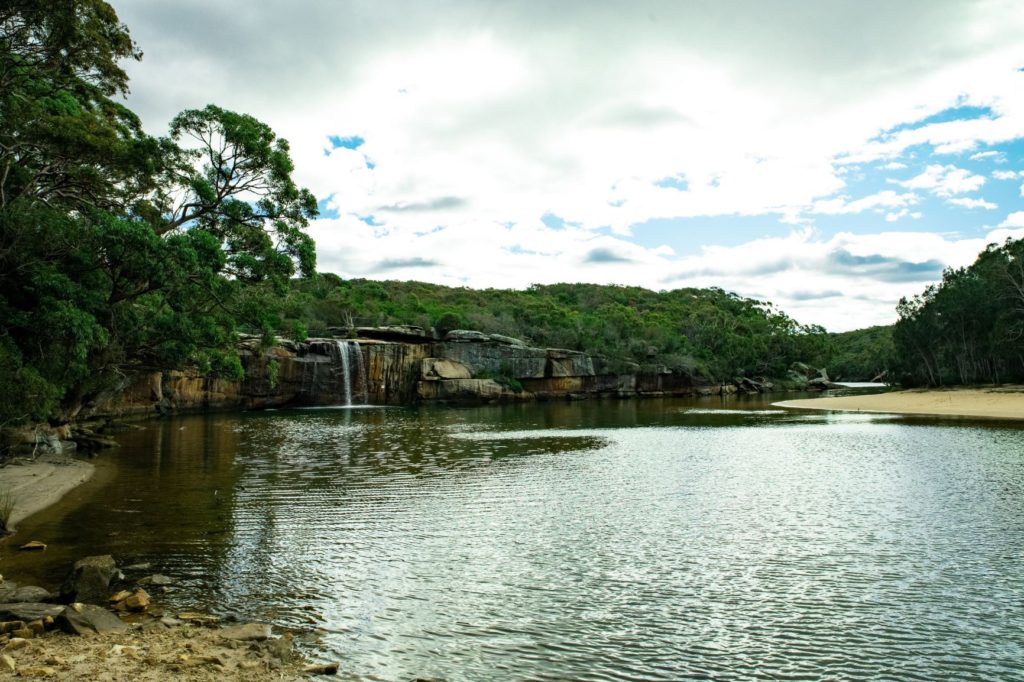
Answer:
xmin=811 ymin=190 xmax=918 ymax=216
xmin=894 ymin=164 xmax=986 ymax=196
xmin=992 ymin=169 xmax=1021 ymax=180
xmin=999 ymin=211 xmax=1024 ymax=228
xmin=104 ymin=0 xmax=1024 ymax=330
xmin=947 ymin=197 xmax=998 ymax=209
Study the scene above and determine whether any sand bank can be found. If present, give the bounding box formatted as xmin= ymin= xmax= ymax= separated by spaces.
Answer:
xmin=776 ymin=387 xmax=1024 ymax=421
xmin=0 ymin=453 xmax=95 ymax=529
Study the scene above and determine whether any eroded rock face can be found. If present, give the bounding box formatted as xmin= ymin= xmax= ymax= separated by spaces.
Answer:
xmin=417 ymin=379 xmax=514 ymax=402
xmin=432 ymin=341 xmax=548 ymax=379
xmin=421 ymin=358 xmax=472 ymax=381
xmin=85 ymin=329 xmax=725 ymax=414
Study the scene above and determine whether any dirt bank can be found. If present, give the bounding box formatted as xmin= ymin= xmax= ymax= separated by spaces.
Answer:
xmin=776 ymin=387 xmax=1024 ymax=421
xmin=0 ymin=620 xmax=325 ymax=680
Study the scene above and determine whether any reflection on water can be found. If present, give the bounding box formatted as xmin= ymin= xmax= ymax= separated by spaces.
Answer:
xmin=6 ymin=395 xmax=1024 ymax=681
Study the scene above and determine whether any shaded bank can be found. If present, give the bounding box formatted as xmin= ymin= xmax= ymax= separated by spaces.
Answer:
xmin=0 ymin=453 xmax=94 ymax=531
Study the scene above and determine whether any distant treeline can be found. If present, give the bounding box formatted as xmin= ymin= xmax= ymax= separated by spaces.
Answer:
xmin=893 ymin=238 xmax=1024 ymax=386
xmin=280 ymin=277 xmax=849 ymax=381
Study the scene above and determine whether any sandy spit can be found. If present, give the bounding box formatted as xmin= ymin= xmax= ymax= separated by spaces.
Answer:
xmin=775 ymin=387 xmax=1024 ymax=421
xmin=0 ymin=453 xmax=95 ymax=529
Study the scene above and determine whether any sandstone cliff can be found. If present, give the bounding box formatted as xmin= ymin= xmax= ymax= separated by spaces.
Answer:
xmin=87 ymin=328 xmax=747 ymax=418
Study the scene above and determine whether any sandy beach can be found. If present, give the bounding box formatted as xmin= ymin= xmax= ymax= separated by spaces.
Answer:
xmin=776 ymin=387 xmax=1024 ymax=421
xmin=0 ymin=452 xmax=95 ymax=530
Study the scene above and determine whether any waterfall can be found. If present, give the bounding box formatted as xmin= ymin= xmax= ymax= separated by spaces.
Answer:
xmin=334 ymin=340 xmax=369 ymax=406
xmin=335 ymin=340 xmax=353 ymax=406
xmin=353 ymin=341 xmax=368 ymax=404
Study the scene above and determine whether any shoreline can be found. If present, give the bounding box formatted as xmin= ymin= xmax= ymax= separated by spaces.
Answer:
xmin=775 ymin=387 xmax=1024 ymax=421
xmin=0 ymin=452 xmax=96 ymax=530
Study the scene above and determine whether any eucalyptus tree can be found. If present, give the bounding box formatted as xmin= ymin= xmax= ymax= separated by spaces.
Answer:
xmin=0 ymin=0 xmax=318 ymax=423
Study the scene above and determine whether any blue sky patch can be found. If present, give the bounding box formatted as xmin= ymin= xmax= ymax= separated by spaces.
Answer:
xmin=541 ymin=213 xmax=566 ymax=229
xmin=317 ymin=195 xmax=340 ymax=219
xmin=875 ymin=105 xmax=996 ymax=140
xmin=654 ymin=174 xmax=688 ymax=191
xmin=327 ymin=134 xmax=365 ymax=151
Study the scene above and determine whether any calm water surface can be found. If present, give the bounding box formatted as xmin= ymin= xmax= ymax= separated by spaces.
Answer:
xmin=7 ymin=395 xmax=1024 ymax=680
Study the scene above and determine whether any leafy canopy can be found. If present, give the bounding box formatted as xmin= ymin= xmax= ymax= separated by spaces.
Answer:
xmin=0 ymin=0 xmax=317 ymax=424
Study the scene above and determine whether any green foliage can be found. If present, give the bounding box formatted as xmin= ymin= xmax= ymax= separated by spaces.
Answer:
xmin=433 ymin=311 xmax=464 ymax=337
xmin=892 ymin=237 xmax=1024 ymax=386
xmin=0 ymin=1 xmax=316 ymax=424
xmin=826 ymin=326 xmax=894 ymax=381
xmin=282 ymin=279 xmax=831 ymax=382
xmin=267 ymin=358 xmax=280 ymax=390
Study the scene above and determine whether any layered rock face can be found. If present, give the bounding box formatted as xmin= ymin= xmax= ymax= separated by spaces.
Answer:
xmin=91 ymin=337 xmax=430 ymax=417
xmin=89 ymin=328 xmax=729 ymax=417
xmin=415 ymin=331 xmax=719 ymax=403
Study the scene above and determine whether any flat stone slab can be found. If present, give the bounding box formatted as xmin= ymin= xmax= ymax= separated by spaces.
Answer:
xmin=11 ymin=586 xmax=52 ymax=602
xmin=57 ymin=604 xmax=127 ymax=635
xmin=0 ymin=603 xmax=64 ymax=622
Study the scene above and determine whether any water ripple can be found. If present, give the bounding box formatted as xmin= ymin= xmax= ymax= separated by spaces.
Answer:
xmin=12 ymin=401 xmax=1024 ymax=681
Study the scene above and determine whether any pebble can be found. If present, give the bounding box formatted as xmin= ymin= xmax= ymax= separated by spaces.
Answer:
xmin=5 ymin=637 xmax=29 ymax=651
xmin=20 ymin=666 xmax=57 ymax=677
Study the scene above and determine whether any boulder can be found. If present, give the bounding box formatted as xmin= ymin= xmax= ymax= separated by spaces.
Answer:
xmin=488 ymin=333 xmax=526 ymax=347
xmin=59 ymin=555 xmax=120 ymax=604
xmin=123 ymin=589 xmax=150 ymax=612
xmin=57 ymin=603 xmax=127 ymax=635
xmin=420 ymin=358 xmax=472 ymax=381
xmin=546 ymin=349 xmax=594 ymax=378
xmin=355 ymin=325 xmax=434 ymax=343
xmin=0 ymin=620 xmax=25 ymax=634
xmin=416 ymin=379 xmax=512 ymax=402
xmin=735 ymin=377 xmax=764 ymax=393
xmin=137 ymin=574 xmax=175 ymax=587
xmin=443 ymin=330 xmax=489 ymax=342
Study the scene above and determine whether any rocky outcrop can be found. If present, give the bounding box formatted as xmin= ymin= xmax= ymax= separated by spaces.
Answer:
xmin=81 ymin=328 xmax=832 ymax=415
xmin=88 ymin=337 xmax=430 ymax=417
xmin=415 ymin=335 xmax=722 ymax=403
xmin=787 ymin=362 xmax=843 ymax=390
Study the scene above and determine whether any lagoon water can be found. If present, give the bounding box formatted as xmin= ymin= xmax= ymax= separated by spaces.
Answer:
xmin=9 ymin=395 xmax=1024 ymax=680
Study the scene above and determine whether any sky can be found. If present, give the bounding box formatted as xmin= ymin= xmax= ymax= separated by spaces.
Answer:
xmin=112 ymin=0 xmax=1024 ymax=331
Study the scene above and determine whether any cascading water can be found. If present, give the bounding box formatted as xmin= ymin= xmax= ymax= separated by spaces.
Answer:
xmin=335 ymin=340 xmax=353 ymax=406
xmin=352 ymin=341 xmax=368 ymax=404
xmin=334 ymin=340 xmax=368 ymax=406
